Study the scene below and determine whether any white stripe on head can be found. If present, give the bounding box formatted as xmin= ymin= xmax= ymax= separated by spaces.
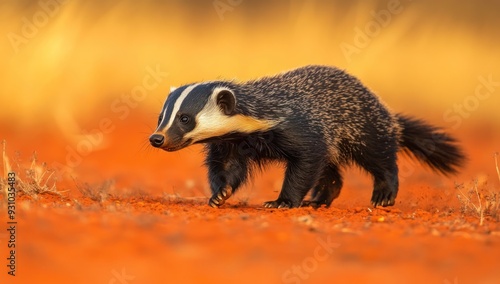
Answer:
xmin=184 ymin=87 xmax=278 ymax=142
xmin=158 ymin=83 xmax=201 ymax=131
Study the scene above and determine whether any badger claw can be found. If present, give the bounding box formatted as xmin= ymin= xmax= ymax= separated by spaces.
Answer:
xmin=370 ymin=190 xmax=396 ymax=207
xmin=208 ymin=186 xmax=233 ymax=208
xmin=208 ymin=199 xmax=220 ymax=208
xmin=263 ymin=199 xmax=293 ymax=209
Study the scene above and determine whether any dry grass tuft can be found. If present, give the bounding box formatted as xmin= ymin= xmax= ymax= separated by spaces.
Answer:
xmin=1 ymin=140 xmax=61 ymax=200
xmin=74 ymin=178 xmax=114 ymax=203
xmin=456 ymin=153 xmax=500 ymax=225
xmin=15 ymin=152 xmax=61 ymax=198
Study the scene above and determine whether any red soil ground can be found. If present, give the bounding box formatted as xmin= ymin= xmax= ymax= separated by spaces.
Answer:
xmin=1 ymin=113 xmax=499 ymax=284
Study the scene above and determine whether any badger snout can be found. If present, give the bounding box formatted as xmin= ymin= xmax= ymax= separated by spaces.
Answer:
xmin=149 ymin=133 xmax=192 ymax=151
xmin=149 ymin=133 xmax=165 ymax=148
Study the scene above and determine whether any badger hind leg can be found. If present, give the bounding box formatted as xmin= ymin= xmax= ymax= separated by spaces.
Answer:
xmin=358 ymin=148 xmax=399 ymax=207
xmin=302 ymin=164 xmax=343 ymax=208
xmin=369 ymin=163 xmax=399 ymax=207
xmin=263 ymin=156 xmax=326 ymax=209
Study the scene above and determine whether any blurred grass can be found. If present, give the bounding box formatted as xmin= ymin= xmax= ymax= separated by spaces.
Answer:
xmin=1 ymin=0 xmax=499 ymax=133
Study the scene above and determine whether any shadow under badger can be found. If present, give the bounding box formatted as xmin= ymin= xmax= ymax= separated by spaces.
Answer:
xmin=149 ymin=65 xmax=465 ymax=208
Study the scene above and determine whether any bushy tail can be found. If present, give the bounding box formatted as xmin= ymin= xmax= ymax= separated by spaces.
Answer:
xmin=396 ymin=114 xmax=466 ymax=175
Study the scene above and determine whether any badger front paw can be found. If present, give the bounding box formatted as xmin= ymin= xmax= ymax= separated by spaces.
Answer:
xmin=208 ymin=186 xmax=233 ymax=208
xmin=370 ymin=189 xmax=396 ymax=207
xmin=263 ymin=198 xmax=293 ymax=209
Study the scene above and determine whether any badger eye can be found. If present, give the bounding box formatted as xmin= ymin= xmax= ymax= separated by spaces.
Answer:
xmin=157 ymin=114 xmax=163 ymax=126
xmin=179 ymin=114 xmax=190 ymax=124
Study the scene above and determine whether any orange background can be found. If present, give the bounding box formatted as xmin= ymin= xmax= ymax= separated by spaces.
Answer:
xmin=1 ymin=0 xmax=499 ymax=185
xmin=1 ymin=1 xmax=500 ymax=283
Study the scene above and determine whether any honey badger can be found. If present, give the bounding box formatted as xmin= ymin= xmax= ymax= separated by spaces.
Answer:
xmin=149 ymin=65 xmax=465 ymax=208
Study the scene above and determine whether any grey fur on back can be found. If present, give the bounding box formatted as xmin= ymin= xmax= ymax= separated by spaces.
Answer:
xmin=222 ymin=65 xmax=401 ymax=165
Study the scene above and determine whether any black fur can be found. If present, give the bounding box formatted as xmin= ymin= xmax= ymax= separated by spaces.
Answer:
xmin=396 ymin=114 xmax=465 ymax=175
xmin=153 ymin=65 xmax=466 ymax=208
xmin=204 ymin=67 xmax=464 ymax=208
xmin=205 ymin=127 xmax=329 ymax=208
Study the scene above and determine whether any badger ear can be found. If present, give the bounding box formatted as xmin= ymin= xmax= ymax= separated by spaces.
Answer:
xmin=170 ymin=86 xmax=178 ymax=93
xmin=215 ymin=89 xmax=236 ymax=115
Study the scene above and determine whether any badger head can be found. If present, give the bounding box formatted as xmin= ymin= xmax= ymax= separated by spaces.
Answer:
xmin=149 ymin=83 xmax=275 ymax=151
